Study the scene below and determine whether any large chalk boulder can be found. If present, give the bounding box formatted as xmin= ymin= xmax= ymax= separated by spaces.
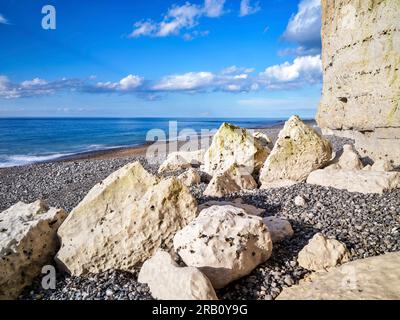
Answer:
xmin=56 ymin=162 xmax=197 ymax=275
xmin=0 ymin=200 xmax=67 ymax=300
xmin=278 ymin=253 xmax=400 ymax=300
xmin=203 ymin=123 xmax=269 ymax=176
xmin=138 ymin=250 xmax=218 ymax=300
xmin=307 ymin=169 xmax=400 ymax=194
xmin=260 ymin=116 xmax=332 ymax=188
xmin=173 ymin=205 xmax=273 ymax=289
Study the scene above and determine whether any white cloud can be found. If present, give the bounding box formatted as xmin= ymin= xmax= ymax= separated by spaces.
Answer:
xmin=153 ymin=72 xmax=215 ymax=91
xmin=0 ymin=57 xmax=322 ymax=100
xmin=239 ymin=0 xmax=261 ymax=17
xmin=96 ymin=74 xmax=144 ymax=91
xmin=204 ymin=0 xmax=226 ymax=17
xmin=119 ymin=75 xmax=144 ymax=90
xmin=129 ymin=0 xmax=226 ymax=39
xmin=283 ymin=0 xmax=321 ymax=49
xmin=130 ymin=20 xmax=158 ymax=38
xmin=0 ymin=14 xmax=8 ymax=25
xmin=259 ymin=55 xmax=322 ymax=88
xmin=221 ymin=66 xmax=254 ymax=75
xmin=158 ymin=3 xmax=202 ymax=37
xmin=21 ymin=78 xmax=48 ymax=88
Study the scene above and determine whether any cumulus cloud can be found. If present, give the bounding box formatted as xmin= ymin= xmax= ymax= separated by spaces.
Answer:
xmin=239 ymin=0 xmax=261 ymax=17
xmin=153 ymin=72 xmax=215 ymax=91
xmin=0 ymin=14 xmax=8 ymax=25
xmin=0 ymin=76 xmax=83 ymax=99
xmin=95 ymin=75 xmax=144 ymax=92
xmin=282 ymin=0 xmax=321 ymax=54
xmin=258 ymin=55 xmax=322 ymax=89
xmin=0 ymin=56 xmax=322 ymax=99
xmin=129 ymin=1 xmax=226 ymax=39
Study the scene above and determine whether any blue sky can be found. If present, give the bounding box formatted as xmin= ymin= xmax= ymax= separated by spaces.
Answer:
xmin=0 ymin=0 xmax=322 ymax=118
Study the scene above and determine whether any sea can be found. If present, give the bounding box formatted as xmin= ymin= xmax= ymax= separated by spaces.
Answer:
xmin=0 ymin=117 xmax=285 ymax=168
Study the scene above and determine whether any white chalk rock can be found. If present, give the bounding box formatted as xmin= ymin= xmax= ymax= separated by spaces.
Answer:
xmin=294 ymin=195 xmax=307 ymax=207
xmin=56 ymin=162 xmax=198 ymax=275
xmin=138 ymin=250 xmax=218 ymax=300
xmin=0 ymin=200 xmax=67 ymax=300
xmin=262 ymin=217 xmax=294 ymax=243
xmin=204 ymin=164 xmax=258 ymax=197
xmin=203 ymin=123 xmax=269 ymax=176
xmin=298 ymin=233 xmax=350 ymax=271
xmin=307 ymin=169 xmax=400 ymax=194
xmin=278 ymin=253 xmax=400 ymax=300
xmin=198 ymin=198 xmax=265 ymax=216
xmin=338 ymin=145 xmax=363 ymax=170
xmin=371 ymin=159 xmax=394 ymax=172
xmin=174 ymin=205 xmax=273 ymax=289
xmin=260 ymin=116 xmax=332 ymax=188
xmin=158 ymin=149 xmax=205 ymax=173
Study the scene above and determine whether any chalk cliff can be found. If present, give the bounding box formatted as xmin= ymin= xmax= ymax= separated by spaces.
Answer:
xmin=317 ymin=0 xmax=400 ymax=165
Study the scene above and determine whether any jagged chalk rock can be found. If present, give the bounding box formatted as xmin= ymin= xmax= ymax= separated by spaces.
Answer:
xmin=203 ymin=123 xmax=269 ymax=176
xmin=174 ymin=205 xmax=273 ymax=289
xmin=298 ymin=233 xmax=350 ymax=271
xmin=138 ymin=250 xmax=218 ymax=300
xmin=0 ymin=200 xmax=67 ymax=300
xmin=260 ymin=116 xmax=332 ymax=188
xmin=56 ymin=162 xmax=197 ymax=275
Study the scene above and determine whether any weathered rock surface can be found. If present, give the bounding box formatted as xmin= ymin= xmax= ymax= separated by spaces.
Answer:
xmin=138 ymin=250 xmax=218 ymax=300
xmin=298 ymin=233 xmax=350 ymax=271
xmin=178 ymin=168 xmax=201 ymax=187
xmin=371 ymin=159 xmax=394 ymax=172
xmin=198 ymin=198 xmax=265 ymax=216
xmin=173 ymin=205 xmax=273 ymax=289
xmin=317 ymin=0 xmax=400 ymax=166
xmin=56 ymin=162 xmax=198 ymax=275
xmin=337 ymin=144 xmax=363 ymax=170
xmin=307 ymin=169 xmax=400 ymax=194
xmin=262 ymin=217 xmax=294 ymax=243
xmin=203 ymin=123 xmax=269 ymax=176
xmin=204 ymin=164 xmax=258 ymax=197
xmin=158 ymin=149 xmax=205 ymax=173
xmin=0 ymin=200 xmax=67 ymax=300
xmin=277 ymin=253 xmax=400 ymax=300
xmin=260 ymin=116 xmax=332 ymax=188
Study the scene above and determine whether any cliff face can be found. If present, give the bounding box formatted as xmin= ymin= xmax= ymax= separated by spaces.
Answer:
xmin=317 ymin=0 xmax=400 ymax=165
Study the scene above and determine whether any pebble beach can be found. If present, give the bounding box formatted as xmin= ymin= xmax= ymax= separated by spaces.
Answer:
xmin=1 ymin=124 xmax=398 ymax=300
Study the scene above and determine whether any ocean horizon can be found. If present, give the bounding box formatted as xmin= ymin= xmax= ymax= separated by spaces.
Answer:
xmin=0 ymin=117 xmax=298 ymax=168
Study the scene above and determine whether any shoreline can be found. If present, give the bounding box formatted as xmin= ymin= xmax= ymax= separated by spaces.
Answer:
xmin=0 ymin=119 xmax=315 ymax=168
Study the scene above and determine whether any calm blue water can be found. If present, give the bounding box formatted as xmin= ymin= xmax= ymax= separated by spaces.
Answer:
xmin=0 ymin=118 xmax=284 ymax=168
